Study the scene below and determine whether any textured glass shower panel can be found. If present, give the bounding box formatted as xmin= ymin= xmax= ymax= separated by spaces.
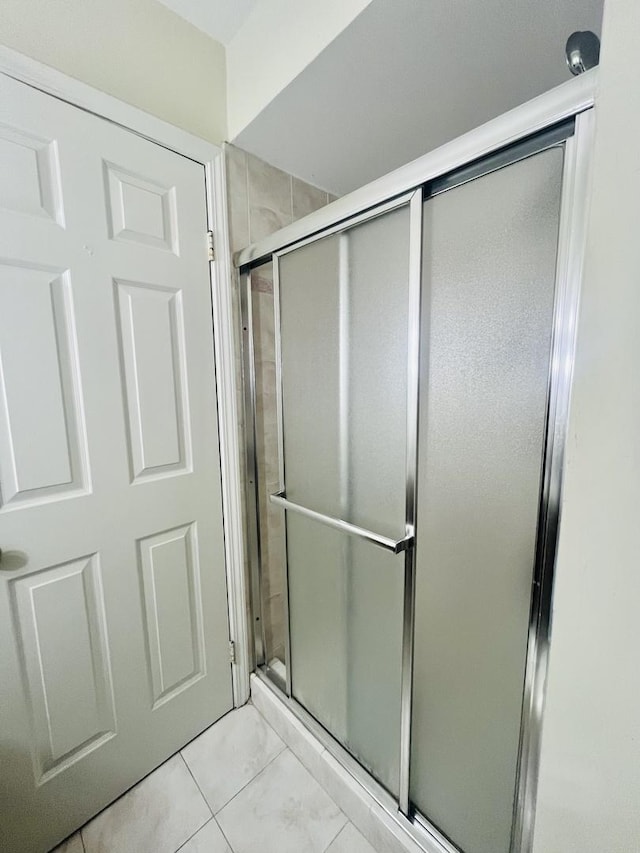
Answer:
xmin=286 ymin=512 xmax=404 ymax=794
xmin=278 ymin=205 xmax=410 ymax=539
xmin=410 ymin=147 xmax=564 ymax=853
xmin=278 ymin=204 xmax=411 ymax=795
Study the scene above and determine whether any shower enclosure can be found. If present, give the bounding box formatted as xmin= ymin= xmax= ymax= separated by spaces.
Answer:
xmin=237 ymin=78 xmax=594 ymax=853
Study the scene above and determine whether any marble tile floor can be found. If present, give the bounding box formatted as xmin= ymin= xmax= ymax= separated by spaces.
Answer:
xmin=53 ymin=704 xmax=380 ymax=853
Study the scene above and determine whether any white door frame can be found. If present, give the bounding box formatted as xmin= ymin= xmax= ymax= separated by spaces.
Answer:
xmin=0 ymin=45 xmax=250 ymax=706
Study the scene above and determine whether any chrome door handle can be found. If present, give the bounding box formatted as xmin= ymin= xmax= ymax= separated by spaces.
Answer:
xmin=269 ymin=492 xmax=414 ymax=555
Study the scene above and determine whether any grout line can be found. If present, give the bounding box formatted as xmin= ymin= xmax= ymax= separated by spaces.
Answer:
xmin=79 ymin=830 xmax=86 ymax=853
xmin=322 ymin=818 xmax=350 ymax=853
xmin=179 ymin=752 xmax=213 ymax=819
xmin=214 ymin=745 xmax=350 ymax=853
xmin=214 ymin=743 xmax=288 ymax=816
xmin=174 ymin=815 xmax=215 ymax=853
xmin=289 ymin=175 xmax=294 ymax=224
xmin=212 ymin=813 xmax=236 ymax=853
xmin=179 ymin=706 xmax=287 ymax=819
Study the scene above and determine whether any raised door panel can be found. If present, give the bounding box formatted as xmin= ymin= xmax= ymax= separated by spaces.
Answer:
xmin=10 ymin=555 xmax=116 ymax=784
xmin=0 ymin=122 xmax=64 ymax=224
xmin=137 ymin=524 xmax=205 ymax=708
xmin=114 ymin=279 xmax=192 ymax=482
xmin=104 ymin=162 xmax=177 ymax=253
xmin=0 ymin=262 xmax=89 ymax=509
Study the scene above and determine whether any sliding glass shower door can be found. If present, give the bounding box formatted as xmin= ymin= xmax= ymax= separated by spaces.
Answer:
xmin=275 ymin=199 xmax=418 ymax=795
xmin=411 ymin=145 xmax=564 ymax=853
xmin=243 ymin=121 xmax=575 ymax=853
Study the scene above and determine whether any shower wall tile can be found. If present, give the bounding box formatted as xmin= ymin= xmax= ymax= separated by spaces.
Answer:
xmin=247 ymin=155 xmax=293 ymax=243
xmin=225 ymin=143 xmax=336 ymax=666
xmin=252 ymin=283 xmax=276 ymax=355
xmin=266 ymin=592 xmax=285 ymax=664
xmin=226 ymin=145 xmax=250 ymax=252
xmin=252 ymin=272 xmax=274 ymax=294
xmin=292 ymin=176 xmax=331 ymax=221
xmin=252 ymin=277 xmax=287 ymax=664
xmin=225 ymin=143 xmax=337 ymax=251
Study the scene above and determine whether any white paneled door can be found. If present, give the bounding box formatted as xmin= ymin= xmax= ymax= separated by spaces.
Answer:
xmin=0 ymin=75 xmax=233 ymax=852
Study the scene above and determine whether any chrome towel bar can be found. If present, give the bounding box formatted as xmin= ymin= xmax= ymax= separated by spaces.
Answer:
xmin=269 ymin=492 xmax=414 ymax=555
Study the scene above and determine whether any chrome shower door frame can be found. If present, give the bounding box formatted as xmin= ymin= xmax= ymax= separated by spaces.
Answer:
xmin=238 ymin=72 xmax=596 ymax=853
xmin=270 ymin=188 xmax=421 ymax=716
xmin=509 ymin=107 xmax=595 ymax=853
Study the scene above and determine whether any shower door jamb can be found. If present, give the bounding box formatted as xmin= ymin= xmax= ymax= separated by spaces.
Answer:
xmin=509 ymin=107 xmax=595 ymax=853
xmin=240 ymin=267 xmax=267 ymax=670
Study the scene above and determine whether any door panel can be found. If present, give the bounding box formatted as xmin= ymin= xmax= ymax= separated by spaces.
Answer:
xmin=0 ymin=263 xmax=88 ymax=507
xmin=276 ymin=202 xmax=412 ymax=796
xmin=138 ymin=523 xmax=206 ymax=708
xmin=114 ymin=279 xmax=191 ymax=480
xmin=104 ymin=161 xmax=178 ymax=253
xmin=278 ymin=204 xmax=410 ymax=539
xmin=287 ymin=513 xmax=404 ymax=795
xmin=0 ymin=123 xmax=64 ymax=223
xmin=410 ymin=147 xmax=564 ymax=853
xmin=0 ymin=74 xmax=232 ymax=853
xmin=10 ymin=554 xmax=116 ymax=784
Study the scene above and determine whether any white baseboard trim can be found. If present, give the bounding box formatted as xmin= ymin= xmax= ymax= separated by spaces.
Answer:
xmin=250 ymin=673 xmax=442 ymax=853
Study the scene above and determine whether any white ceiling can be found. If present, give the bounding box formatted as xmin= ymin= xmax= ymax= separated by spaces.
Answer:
xmin=234 ymin=0 xmax=604 ymax=194
xmin=157 ymin=0 xmax=258 ymax=44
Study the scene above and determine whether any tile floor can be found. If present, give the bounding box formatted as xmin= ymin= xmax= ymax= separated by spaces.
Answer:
xmin=53 ymin=704 xmax=380 ymax=853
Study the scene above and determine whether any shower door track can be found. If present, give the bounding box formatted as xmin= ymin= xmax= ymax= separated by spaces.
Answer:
xmin=254 ymin=667 xmax=461 ymax=853
xmin=239 ymin=72 xmax=596 ymax=853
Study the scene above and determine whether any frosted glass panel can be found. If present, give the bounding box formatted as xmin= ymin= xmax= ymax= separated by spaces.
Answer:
xmin=287 ymin=511 xmax=404 ymax=794
xmin=410 ymin=148 xmax=564 ymax=853
xmin=278 ymin=205 xmax=410 ymax=539
xmin=279 ymin=203 xmax=411 ymax=795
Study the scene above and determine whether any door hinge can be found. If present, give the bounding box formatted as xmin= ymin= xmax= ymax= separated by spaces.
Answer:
xmin=207 ymin=230 xmax=215 ymax=262
xmin=228 ymin=640 xmax=236 ymax=665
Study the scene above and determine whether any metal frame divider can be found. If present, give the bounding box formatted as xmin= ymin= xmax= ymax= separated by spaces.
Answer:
xmin=398 ymin=189 xmax=424 ymax=815
xmin=240 ymin=268 xmax=267 ymax=671
xmin=271 ymin=255 xmax=294 ymax=698
xmin=508 ymin=107 xmax=595 ymax=853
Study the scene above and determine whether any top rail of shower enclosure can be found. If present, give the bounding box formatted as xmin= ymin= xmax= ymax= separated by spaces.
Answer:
xmin=235 ymin=69 xmax=596 ymax=270
xmin=236 ymin=69 xmax=596 ymax=853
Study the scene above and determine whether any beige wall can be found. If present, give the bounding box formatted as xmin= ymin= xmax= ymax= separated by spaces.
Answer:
xmin=226 ymin=0 xmax=373 ymax=139
xmin=0 ymin=0 xmax=227 ymax=142
xmin=533 ymin=0 xmax=640 ymax=850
